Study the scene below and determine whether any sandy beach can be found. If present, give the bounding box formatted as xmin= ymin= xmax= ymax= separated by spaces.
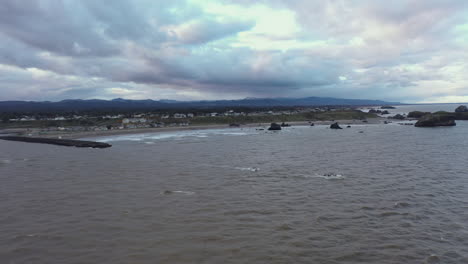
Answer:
xmin=1 ymin=118 xmax=386 ymax=140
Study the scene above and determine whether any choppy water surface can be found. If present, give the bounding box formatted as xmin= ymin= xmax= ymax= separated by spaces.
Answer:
xmin=2 ymin=122 xmax=468 ymax=263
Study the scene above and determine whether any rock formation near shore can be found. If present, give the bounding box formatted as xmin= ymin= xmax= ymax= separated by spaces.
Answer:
xmin=455 ymin=105 xmax=468 ymax=113
xmin=414 ymin=114 xmax=456 ymax=127
xmin=330 ymin=122 xmax=342 ymax=129
xmin=407 ymin=111 xmax=431 ymax=118
xmin=369 ymin=109 xmax=390 ymax=115
xmin=268 ymin=123 xmax=282 ymax=130
xmin=390 ymin=114 xmax=405 ymax=120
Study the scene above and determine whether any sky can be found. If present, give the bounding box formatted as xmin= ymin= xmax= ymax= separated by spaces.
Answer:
xmin=1 ymin=0 xmax=468 ymax=103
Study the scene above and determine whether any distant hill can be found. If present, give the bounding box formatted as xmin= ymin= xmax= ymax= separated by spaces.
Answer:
xmin=0 ymin=97 xmax=400 ymax=113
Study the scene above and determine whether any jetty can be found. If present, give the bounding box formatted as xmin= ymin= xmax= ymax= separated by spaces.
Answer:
xmin=0 ymin=136 xmax=111 ymax=148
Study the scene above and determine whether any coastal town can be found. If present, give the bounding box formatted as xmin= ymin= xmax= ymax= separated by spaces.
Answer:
xmin=3 ymin=104 xmax=468 ymax=139
xmin=1 ymin=106 xmax=376 ymax=133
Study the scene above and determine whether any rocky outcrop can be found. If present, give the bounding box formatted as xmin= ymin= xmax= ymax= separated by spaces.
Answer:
xmin=268 ymin=123 xmax=282 ymax=130
xmin=407 ymin=111 xmax=430 ymax=118
xmin=330 ymin=122 xmax=342 ymax=129
xmin=0 ymin=136 xmax=112 ymax=148
xmin=455 ymin=105 xmax=468 ymax=113
xmin=381 ymin=106 xmax=396 ymax=109
xmin=280 ymin=122 xmax=291 ymax=127
xmin=369 ymin=109 xmax=390 ymax=115
xmin=414 ymin=114 xmax=456 ymax=127
xmin=390 ymin=114 xmax=405 ymax=120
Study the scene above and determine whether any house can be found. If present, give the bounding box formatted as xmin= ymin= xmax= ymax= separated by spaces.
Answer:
xmin=122 ymin=118 xmax=147 ymax=124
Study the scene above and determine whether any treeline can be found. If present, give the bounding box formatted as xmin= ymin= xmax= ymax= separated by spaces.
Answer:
xmin=0 ymin=105 xmax=358 ymax=122
xmin=190 ymin=110 xmax=376 ymax=125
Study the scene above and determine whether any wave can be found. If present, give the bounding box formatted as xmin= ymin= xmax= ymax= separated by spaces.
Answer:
xmin=161 ymin=190 xmax=195 ymax=195
xmin=234 ymin=167 xmax=260 ymax=172
xmin=0 ymin=159 xmax=11 ymax=165
xmin=292 ymin=173 xmax=346 ymax=180
xmin=316 ymin=173 xmax=345 ymax=180
xmin=93 ymin=128 xmax=253 ymax=143
xmin=201 ymin=164 xmax=260 ymax=172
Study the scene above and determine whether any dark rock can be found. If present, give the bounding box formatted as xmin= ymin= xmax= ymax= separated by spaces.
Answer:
xmin=407 ymin=111 xmax=430 ymax=118
xmin=0 ymin=136 xmax=112 ymax=148
xmin=346 ymin=125 xmax=351 ymax=128
xmin=310 ymin=123 xmax=314 ymax=126
xmin=415 ymin=114 xmax=456 ymax=127
xmin=280 ymin=122 xmax=290 ymax=127
xmin=229 ymin=123 xmax=240 ymax=127
xmin=455 ymin=105 xmax=468 ymax=113
xmin=390 ymin=114 xmax=405 ymax=120
xmin=268 ymin=123 xmax=282 ymax=130
xmin=381 ymin=106 xmax=396 ymax=109
xmin=369 ymin=109 xmax=389 ymax=115
xmin=330 ymin=122 xmax=342 ymax=129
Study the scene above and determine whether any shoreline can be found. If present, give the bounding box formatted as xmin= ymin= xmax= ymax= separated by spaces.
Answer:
xmin=2 ymin=118 xmax=386 ymax=140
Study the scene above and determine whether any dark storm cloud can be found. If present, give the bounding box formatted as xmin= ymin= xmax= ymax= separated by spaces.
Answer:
xmin=0 ymin=0 xmax=118 ymax=57
xmin=0 ymin=0 xmax=468 ymax=102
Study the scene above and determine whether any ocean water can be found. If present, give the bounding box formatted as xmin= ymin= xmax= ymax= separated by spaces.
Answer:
xmin=2 ymin=108 xmax=468 ymax=263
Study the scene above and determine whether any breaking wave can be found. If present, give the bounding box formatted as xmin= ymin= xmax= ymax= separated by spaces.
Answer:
xmin=92 ymin=128 xmax=253 ymax=143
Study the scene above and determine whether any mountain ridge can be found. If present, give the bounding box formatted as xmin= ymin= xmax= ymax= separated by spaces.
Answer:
xmin=0 ymin=96 xmax=400 ymax=112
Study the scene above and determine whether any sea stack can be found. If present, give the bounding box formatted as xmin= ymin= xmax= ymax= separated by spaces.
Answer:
xmin=330 ymin=122 xmax=342 ymax=129
xmin=414 ymin=114 xmax=456 ymax=127
xmin=268 ymin=123 xmax=282 ymax=130
xmin=455 ymin=105 xmax=468 ymax=113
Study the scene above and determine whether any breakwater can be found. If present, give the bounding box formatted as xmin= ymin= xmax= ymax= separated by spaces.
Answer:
xmin=0 ymin=136 xmax=111 ymax=148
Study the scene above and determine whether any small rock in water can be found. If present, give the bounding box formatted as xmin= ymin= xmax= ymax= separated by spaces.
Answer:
xmin=330 ymin=122 xmax=342 ymax=129
xmin=268 ymin=123 xmax=282 ymax=131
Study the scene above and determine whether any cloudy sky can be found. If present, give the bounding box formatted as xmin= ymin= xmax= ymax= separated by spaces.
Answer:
xmin=1 ymin=0 xmax=468 ymax=103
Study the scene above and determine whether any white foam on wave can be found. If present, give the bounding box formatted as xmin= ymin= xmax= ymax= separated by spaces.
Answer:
xmin=0 ymin=159 xmax=11 ymax=165
xmin=161 ymin=190 xmax=195 ymax=195
xmin=316 ymin=174 xmax=345 ymax=180
xmin=201 ymin=164 xmax=260 ymax=172
xmin=234 ymin=167 xmax=260 ymax=172
xmin=294 ymin=173 xmax=345 ymax=180
xmin=93 ymin=128 xmax=253 ymax=143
